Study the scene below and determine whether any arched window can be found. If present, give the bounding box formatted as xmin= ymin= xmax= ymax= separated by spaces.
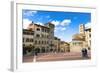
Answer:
xmin=35 ymin=40 xmax=37 ymax=44
xmin=42 ymin=41 xmax=43 ymax=44
xmin=37 ymin=28 xmax=40 ymax=31
xmin=26 ymin=38 xmax=29 ymax=42
xmin=38 ymin=41 xmax=40 ymax=44
xmin=30 ymin=39 xmax=34 ymax=42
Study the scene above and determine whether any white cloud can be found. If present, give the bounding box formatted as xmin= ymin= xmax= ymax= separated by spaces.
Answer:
xmin=61 ymin=27 xmax=66 ymax=31
xmin=85 ymin=22 xmax=91 ymax=28
xmin=23 ymin=11 xmax=37 ymax=16
xmin=23 ymin=19 xmax=32 ymax=29
xmin=54 ymin=27 xmax=66 ymax=32
xmin=36 ymin=22 xmax=44 ymax=25
xmin=60 ymin=19 xmax=71 ymax=26
xmin=51 ymin=20 xmax=60 ymax=26
xmin=38 ymin=17 xmax=43 ymax=21
xmin=54 ymin=27 xmax=59 ymax=32
xmin=51 ymin=19 xmax=71 ymax=26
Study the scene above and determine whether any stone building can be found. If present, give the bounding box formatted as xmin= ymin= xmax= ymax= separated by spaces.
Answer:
xmin=54 ymin=37 xmax=61 ymax=52
xmin=27 ymin=22 xmax=55 ymax=53
xmin=23 ymin=29 xmax=34 ymax=55
xmin=70 ymin=34 xmax=85 ymax=52
xmin=70 ymin=24 xmax=91 ymax=52
xmin=85 ymin=28 xmax=91 ymax=50
xmin=60 ymin=41 xmax=70 ymax=52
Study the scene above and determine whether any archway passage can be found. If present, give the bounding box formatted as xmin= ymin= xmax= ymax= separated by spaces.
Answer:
xmin=23 ymin=46 xmax=33 ymax=56
xmin=50 ymin=48 xmax=53 ymax=52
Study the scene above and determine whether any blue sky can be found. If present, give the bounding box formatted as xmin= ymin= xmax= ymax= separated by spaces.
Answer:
xmin=22 ymin=10 xmax=91 ymax=42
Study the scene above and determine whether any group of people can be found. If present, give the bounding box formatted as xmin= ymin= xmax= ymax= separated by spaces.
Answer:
xmin=81 ymin=48 xmax=88 ymax=58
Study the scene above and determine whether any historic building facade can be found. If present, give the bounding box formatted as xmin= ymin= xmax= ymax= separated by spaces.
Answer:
xmin=85 ymin=28 xmax=91 ymax=50
xmin=24 ymin=22 xmax=55 ymax=54
xmin=23 ymin=22 xmax=71 ymax=55
xmin=23 ymin=22 xmax=91 ymax=55
xmin=23 ymin=29 xmax=34 ymax=55
xmin=54 ymin=37 xmax=61 ymax=52
xmin=70 ymin=24 xmax=91 ymax=52
xmin=60 ymin=41 xmax=70 ymax=52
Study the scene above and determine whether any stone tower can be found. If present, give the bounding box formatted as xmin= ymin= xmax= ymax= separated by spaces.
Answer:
xmin=79 ymin=24 xmax=85 ymax=34
xmin=46 ymin=22 xmax=55 ymax=51
xmin=46 ymin=22 xmax=55 ymax=39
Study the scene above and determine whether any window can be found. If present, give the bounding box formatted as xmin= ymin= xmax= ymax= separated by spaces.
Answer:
xmin=36 ymin=34 xmax=40 ymax=38
xmin=73 ymin=42 xmax=77 ymax=45
xmin=73 ymin=42 xmax=74 ymax=45
xmin=39 ymin=41 xmax=41 ymax=44
xmin=30 ymin=32 xmax=34 ymax=35
xmin=26 ymin=38 xmax=29 ymax=42
xmin=90 ymin=40 xmax=91 ymax=45
xmin=45 ymin=41 xmax=46 ymax=44
xmin=47 ymin=41 xmax=49 ymax=44
xmin=35 ymin=40 xmax=37 ymax=44
xmin=45 ymin=29 xmax=47 ymax=32
xmin=42 ymin=28 xmax=44 ymax=32
xmin=30 ymin=44 xmax=32 ymax=47
xmin=30 ymin=39 xmax=34 ymax=42
xmin=42 ymin=41 xmax=43 ymax=44
xmin=37 ymin=28 xmax=40 ymax=31
xmin=78 ymin=42 xmax=82 ymax=45
xmin=47 ymin=35 xmax=49 ymax=38
xmin=89 ymin=34 xmax=91 ymax=38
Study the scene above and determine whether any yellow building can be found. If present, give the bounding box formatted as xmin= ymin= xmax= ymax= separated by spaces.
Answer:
xmin=54 ymin=37 xmax=60 ymax=52
xmin=70 ymin=24 xmax=91 ymax=52
xmin=60 ymin=41 xmax=70 ymax=52
xmin=70 ymin=34 xmax=85 ymax=52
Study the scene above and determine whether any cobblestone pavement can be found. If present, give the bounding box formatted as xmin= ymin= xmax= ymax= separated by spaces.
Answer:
xmin=23 ymin=51 xmax=91 ymax=62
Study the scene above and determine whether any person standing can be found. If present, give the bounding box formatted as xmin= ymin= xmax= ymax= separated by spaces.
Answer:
xmin=84 ymin=48 xmax=88 ymax=58
xmin=81 ymin=48 xmax=88 ymax=58
xmin=81 ymin=48 xmax=85 ymax=58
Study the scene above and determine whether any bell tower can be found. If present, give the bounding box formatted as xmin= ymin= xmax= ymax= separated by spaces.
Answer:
xmin=47 ymin=22 xmax=55 ymax=38
xmin=79 ymin=24 xmax=85 ymax=34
